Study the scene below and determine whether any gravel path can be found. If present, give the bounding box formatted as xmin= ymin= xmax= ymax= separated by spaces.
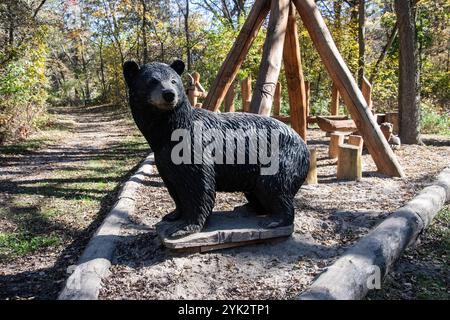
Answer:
xmin=99 ymin=130 xmax=450 ymax=300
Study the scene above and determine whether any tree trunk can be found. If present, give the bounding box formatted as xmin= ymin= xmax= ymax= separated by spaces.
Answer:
xmin=141 ymin=0 xmax=149 ymax=64
xmin=99 ymin=36 xmax=107 ymax=100
xmin=185 ymin=0 xmax=192 ymax=71
xmin=358 ymin=0 xmax=366 ymax=87
xmin=334 ymin=0 xmax=342 ymax=46
xmin=395 ymin=0 xmax=421 ymax=144
xmin=80 ymin=38 xmax=91 ymax=106
xmin=7 ymin=4 xmax=14 ymax=46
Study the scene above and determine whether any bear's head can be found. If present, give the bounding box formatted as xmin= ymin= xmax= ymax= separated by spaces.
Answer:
xmin=123 ymin=60 xmax=186 ymax=112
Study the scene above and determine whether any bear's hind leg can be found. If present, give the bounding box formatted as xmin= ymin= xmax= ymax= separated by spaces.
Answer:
xmin=162 ymin=210 xmax=181 ymax=222
xmin=259 ymin=194 xmax=295 ymax=229
xmin=243 ymin=192 xmax=267 ymax=215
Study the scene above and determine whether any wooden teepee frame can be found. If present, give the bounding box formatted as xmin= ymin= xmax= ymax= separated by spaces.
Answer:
xmin=202 ymin=0 xmax=404 ymax=178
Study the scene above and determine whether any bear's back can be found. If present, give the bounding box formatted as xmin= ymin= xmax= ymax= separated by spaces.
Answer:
xmin=189 ymin=108 xmax=308 ymax=192
xmin=192 ymin=108 xmax=301 ymax=141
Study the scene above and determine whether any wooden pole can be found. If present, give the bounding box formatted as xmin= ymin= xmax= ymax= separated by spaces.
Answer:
xmin=224 ymin=81 xmax=236 ymax=112
xmin=305 ymin=148 xmax=318 ymax=185
xmin=249 ymin=0 xmax=290 ymax=116
xmin=203 ymin=0 xmax=270 ymax=112
xmin=299 ymin=167 xmax=450 ymax=300
xmin=283 ymin=2 xmax=308 ymax=141
xmin=241 ymin=76 xmax=252 ymax=112
xmin=293 ymin=0 xmax=404 ymax=177
xmin=305 ymin=81 xmax=310 ymax=117
xmin=361 ymin=76 xmax=373 ymax=111
xmin=273 ymin=82 xmax=281 ymax=116
xmin=331 ymin=83 xmax=340 ymax=116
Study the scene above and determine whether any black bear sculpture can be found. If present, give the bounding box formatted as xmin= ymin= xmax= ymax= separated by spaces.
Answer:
xmin=123 ymin=60 xmax=310 ymax=238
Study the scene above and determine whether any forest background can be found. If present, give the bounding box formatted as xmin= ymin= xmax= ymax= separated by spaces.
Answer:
xmin=0 ymin=0 xmax=448 ymax=144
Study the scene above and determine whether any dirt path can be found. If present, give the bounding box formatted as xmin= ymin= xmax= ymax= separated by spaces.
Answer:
xmin=0 ymin=105 xmax=149 ymax=299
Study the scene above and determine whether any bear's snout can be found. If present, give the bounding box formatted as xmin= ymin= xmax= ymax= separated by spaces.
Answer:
xmin=162 ymin=90 xmax=176 ymax=103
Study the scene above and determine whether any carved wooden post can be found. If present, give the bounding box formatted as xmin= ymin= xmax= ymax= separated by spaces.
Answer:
xmin=224 ymin=81 xmax=236 ymax=112
xmin=241 ymin=76 xmax=252 ymax=112
xmin=204 ymin=0 xmax=271 ymax=112
xmin=250 ymin=0 xmax=290 ymax=116
xmin=283 ymin=2 xmax=308 ymax=141
xmin=305 ymin=148 xmax=318 ymax=185
xmin=187 ymin=73 xmax=199 ymax=106
xmin=273 ymin=82 xmax=282 ymax=116
xmin=331 ymin=83 xmax=340 ymax=116
xmin=293 ymin=0 xmax=404 ymax=177
xmin=337 ymin=144 xmax=362 ymax=181
xmin=347 ymin=135 xmax=364 ymax=155
xmin=380 ymin=122 xmax=393 ymax=141
xmin=329 ymin=132 xmax=345 ymax=159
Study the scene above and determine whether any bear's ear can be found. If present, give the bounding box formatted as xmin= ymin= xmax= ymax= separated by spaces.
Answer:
xmin=170 ymin=59 xmax=185 ymax=76
xmin=123 ymin=61 xmax=140 ymax=86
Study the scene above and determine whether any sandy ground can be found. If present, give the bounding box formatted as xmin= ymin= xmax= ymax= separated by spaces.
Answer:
xmin=99 ymin=130 xmax=450 ymax=300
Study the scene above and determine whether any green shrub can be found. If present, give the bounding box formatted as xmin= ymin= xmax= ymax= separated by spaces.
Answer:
xmin=310 ymin=98 xmax=331 ymax=116
xmin=0 ymin=27 xmax=50 ymax=144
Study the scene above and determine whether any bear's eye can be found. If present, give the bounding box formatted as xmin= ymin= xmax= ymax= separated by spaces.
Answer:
xmin=171 ymin=79 xmax=177 ymax=84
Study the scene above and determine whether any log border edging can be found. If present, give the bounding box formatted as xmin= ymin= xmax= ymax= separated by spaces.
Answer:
xmin=298 ymin=166 xmax=450 ymax=300
xmin=58 ymin=154 xmax=154 ymax=300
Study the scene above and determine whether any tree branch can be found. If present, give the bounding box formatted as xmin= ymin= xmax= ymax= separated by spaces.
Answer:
xmin=33 ymin=0 xmax=47 ymax=19
xmin=369 ymin=22 xmax=398 ymax=84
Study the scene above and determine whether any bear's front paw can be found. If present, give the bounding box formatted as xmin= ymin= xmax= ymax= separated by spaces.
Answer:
xmin=162 ymin=210 xmax=181 ymax=222
xmin=168 ymin=223 xmax=202 ymax=239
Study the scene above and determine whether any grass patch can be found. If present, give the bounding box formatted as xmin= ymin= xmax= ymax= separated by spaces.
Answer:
xmin=427 ymin=206 xmax=450 ymax=258
xmin=0 ymin=137 xmax=51 ymax=155
xmin=414 ymin=206 xmax=449 ymax=300
xmin=0 ymin=233 xmax=61 ymax=261
xmin=44 ymin=117 xmax=76 ymax=132
xmin=367 ymin=206 xmax=449 ymax=300
xmin=421 ymin=104 xmax=450 ymax=135
xmin=416 ymin=275 xmax=449 ymax=300
xmin=40 ymin=207 xmax=67 ymax=219
xmin=0 ymin=111 xmax=75 ymax=155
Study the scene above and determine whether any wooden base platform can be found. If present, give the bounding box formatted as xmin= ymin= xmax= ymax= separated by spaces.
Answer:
xmin=156 ymin=209 xmax=294 ymax=252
